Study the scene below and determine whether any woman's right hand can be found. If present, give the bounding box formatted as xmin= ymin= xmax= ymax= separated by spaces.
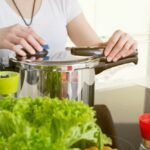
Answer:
xmin=0 ymin=24 xmax=45 ymax=56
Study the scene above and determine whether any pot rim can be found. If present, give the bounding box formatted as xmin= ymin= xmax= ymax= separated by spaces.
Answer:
xmin=9 ymin=56 xmax=100 ymax=72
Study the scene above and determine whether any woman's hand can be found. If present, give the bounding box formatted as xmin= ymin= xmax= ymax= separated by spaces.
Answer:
xmin=104 ymin=30 xmax=137 ymax=62
xmin=0 ymin=24 xmax=45 ymax=56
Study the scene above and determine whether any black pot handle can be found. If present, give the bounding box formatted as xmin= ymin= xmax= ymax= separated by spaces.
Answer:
xmin=69 ymin=45 xmax=105 ymax=57
xmin=20 ymin=48 xmax=48 ymax=58
xmin=68 ymin=46 xmax=138 ymax=74
xmin=95 ymin=53 xmax=138 ymax=74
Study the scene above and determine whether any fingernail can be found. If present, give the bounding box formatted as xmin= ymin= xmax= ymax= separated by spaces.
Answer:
xmin=113 ymin=58 xmax=118 ymax=62
xmin=22 ymin=53 xmax=26 ymax=56
xmin=122 ymin=54 xmax=126 ymax=58
xmin=105 ymin=52 xmax=108 ymax=57
xmin=107 ymin=57 xmax=112 ymax=62
xmin=104 ymin=50 xmax=109 ymax=56
xmin=20 ymin=52 xmax=26 ymax=56
xmin=31 ymin=51 xmax=36 ymax=54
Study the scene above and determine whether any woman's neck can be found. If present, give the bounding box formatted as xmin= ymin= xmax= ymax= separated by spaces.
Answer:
xmin=5 ymin=0 xmax=42 ymax=19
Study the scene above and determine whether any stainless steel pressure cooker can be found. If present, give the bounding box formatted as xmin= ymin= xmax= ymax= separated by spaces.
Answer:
xmin=8 ymin=45 xmax=138 ymax=106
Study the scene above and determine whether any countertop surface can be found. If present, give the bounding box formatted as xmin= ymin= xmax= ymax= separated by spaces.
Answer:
xmin=95 ymin=85 xmax=150 ymax=150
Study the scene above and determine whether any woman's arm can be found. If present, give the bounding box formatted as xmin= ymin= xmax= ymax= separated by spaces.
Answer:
xmin=67 ymin=14 xmax=137 ymax=62
xmin=67 ymin=14 xmax=101 ymax=46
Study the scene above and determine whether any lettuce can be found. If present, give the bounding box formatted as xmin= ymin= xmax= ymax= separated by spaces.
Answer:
xmin=0 ymin=97 xmax=112 ymax=150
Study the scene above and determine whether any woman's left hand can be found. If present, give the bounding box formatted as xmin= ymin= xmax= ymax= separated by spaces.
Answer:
xmin=104 ymin=30 xmax=137 ymax=62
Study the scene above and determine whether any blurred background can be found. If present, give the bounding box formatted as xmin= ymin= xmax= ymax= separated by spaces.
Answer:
xmin=77 ymin=1 xmax=150 ymax=149
xmin=78 ymin=0 xmax=150 ymax=88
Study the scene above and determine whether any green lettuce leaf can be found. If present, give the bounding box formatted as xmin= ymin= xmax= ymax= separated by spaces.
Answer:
xmin=0 ymin=97 xmax=112 ymax=150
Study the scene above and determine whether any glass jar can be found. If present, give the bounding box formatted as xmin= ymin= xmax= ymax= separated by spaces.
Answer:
xmin=139 ymin=114 xmax=150 ymax=150
xmin=139 ymin=140 xmax=150 ymax=150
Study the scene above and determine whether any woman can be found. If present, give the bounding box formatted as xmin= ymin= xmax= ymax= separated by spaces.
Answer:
xmin=0 ymin=0 xmax=137 ymax=62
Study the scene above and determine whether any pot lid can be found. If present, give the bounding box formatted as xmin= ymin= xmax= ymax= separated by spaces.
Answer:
xmin=10 ymin=47 xmax=104 ymax=71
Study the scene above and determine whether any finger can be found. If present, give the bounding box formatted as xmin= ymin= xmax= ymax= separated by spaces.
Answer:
xmin=113 ymin=55 xmax=122 ymax=62
xmin=123 ymin=43 xmax=137 ymax=57
xmin=10 ymin=35 xmax=35 ymax=54
xmin=105 ymin=30 xmax=122 ymax=56
xmin=26 ymin=35 xmax=43 ymax=51
xmin=18 ymin=38 xmax=36 ymax=54
xmin=113 ymin=39 xmax=134 ymax=62
xmin=108 ymin=34 xmax=129 ymax=61
xmin=112 ymin=52 xmax=123 ymax=62
xmin=15 ymin=29 xmax=43 ymax=51
xmin=13 ymin=26 xmax=45 ymax=50
xmin=122 ymin=41 xmax=137 ymax=58
xmin=6 ymin=41 xmax=26 ymax=56
xmin=28 ymin=28 xmax=45 ymax=45
xmin=111 ymin=47 xmax=135 ymax=63
xmin=7 ymin=32 xmax=41 ymax=54
xmin=37 ymin=57 xmax=44 ymax=61
xmin=14 ymin=25 xmax=38 ymax=40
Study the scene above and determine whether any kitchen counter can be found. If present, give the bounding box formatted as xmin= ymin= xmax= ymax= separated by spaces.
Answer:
xmin=95 ymin=85 xmax=150 ymax=150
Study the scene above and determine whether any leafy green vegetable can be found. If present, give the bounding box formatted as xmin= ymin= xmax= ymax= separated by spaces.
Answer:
xmin=0 ymin=97 xmax=112 ymax=150
xmin=38 ymin=67 xmax=62 ymax=98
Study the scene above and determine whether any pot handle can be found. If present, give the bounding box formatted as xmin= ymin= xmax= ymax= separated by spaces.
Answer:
xmin=95 ymin=53 xmax=138 ymax=74
xmin=68 ymin=46 xmax=138 ymax=74
xmin=69 ymin=45 xmax=105 ymax=57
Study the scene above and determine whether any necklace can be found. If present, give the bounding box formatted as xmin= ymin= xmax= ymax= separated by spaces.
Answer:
xmin=12 ymin=0 xmax=36 ymax=26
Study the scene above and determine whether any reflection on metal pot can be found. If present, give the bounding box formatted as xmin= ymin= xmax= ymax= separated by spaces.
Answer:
xmin=9 ymin=47 xmax=138 ymax=106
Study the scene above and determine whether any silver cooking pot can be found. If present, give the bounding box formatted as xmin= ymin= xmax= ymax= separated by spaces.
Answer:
xmin=9 ymin=46 xmax=138 ymax=106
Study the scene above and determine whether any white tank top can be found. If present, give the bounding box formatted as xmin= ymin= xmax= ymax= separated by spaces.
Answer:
xmin=0 ymin=0 xmax=82 ymax=58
